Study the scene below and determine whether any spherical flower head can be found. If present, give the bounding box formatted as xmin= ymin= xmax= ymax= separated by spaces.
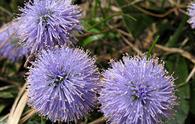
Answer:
xmin=99 ymin=56 xmax=176 ymax=124
xmin=0 ymin=22 xmax=29 ymax=62
xmin=27 ymin=47 xmax=99 ymax=122
xmin=18 ymin=0 xmax=82 ymax=53
xmin=188 ymin=3 xmax=195 ymax=28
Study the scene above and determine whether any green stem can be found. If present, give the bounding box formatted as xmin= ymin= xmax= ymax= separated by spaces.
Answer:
xmin=87 ymin=13 xmax=135 ymax=31
xmin=147 ymin=35 xmax=160 ymax=59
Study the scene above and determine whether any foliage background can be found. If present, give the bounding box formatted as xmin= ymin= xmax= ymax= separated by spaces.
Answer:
xmin=0 ymin=0 xmax=194 ymax=124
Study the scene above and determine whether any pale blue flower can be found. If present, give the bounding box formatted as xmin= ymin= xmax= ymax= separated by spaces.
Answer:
xmin=27 ymin=47 xmax=99 ymax=122
xmin=18 ymin=0 xmax=82 ymax=53
xmin=99 ymin=56 xmax=176 ymax=124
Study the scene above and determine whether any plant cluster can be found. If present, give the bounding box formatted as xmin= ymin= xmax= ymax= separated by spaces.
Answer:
xmin=0 ymin=0 xmax=195 ymax=124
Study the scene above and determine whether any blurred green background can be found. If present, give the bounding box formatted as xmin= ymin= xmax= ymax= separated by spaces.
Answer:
xmin=0 ymin=0 xmax=195 ymax=124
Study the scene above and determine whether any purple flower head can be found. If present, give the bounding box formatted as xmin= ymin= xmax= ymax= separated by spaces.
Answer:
xmin=0 ymin=22 xmax=29 ymax=62
xmin=18 ymin=0 xmax=82 ymax=53
xmin=188 ymin=3 xmax=195 ymax=28
xmin=99 ymin=56 xmax=176 ymax=124
xmin=27 ymin=47 xmax=99 ymax=122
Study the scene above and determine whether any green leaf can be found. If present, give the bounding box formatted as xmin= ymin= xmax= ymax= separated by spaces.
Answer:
xmin=41 ymin=117 xmax=46 ymax=124
xmin=0 ymin=91 xmax=14 ymax=98
xmin=81 ymin=28 xmax=105 ymax=46
xmin=165 ymin=56 xmax=189 ymax=124
xmin=0 ymin=104 xmax=5 ymax=114
xmin=165 ymin=15 xmax=188 ymax=47
xmin=82 ymin=34 xmax=104 ymax=46
xmin=190 ymin=80 xmax=195 ymax=115
xmin=115 ymin=0 xmax=153 ymax=38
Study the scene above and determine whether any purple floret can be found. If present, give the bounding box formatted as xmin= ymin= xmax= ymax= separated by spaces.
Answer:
xmin=99 ymin=56 xmax=176 ymax=124
xmin=188 ymin=3 xmax=195 ymax=28
xmin=17 ymin=0 xmax=82 ymax=53
xmin=0 ymin=21 xmax=29 ymax=62
xmin=27 ymin=47 xmax=99 ymax=122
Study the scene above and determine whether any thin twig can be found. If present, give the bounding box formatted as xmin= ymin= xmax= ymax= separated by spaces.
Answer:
xmin=0 ymin=114 xmax=9 ymax=122
xmin=121 ymin=36 xmax=143 ymax=55
xmin=0 ymin=6 xmax=12 ymax=17
xmin=19 ymin=109 xmax=36 ymax=124
xmin=0 ymin=85 xmax=14 ymax=91
xmin=177 ymin=65 xmax=195 ymax=88
xmin=186 ymin=65 xmax=195 ymax=82
xmin=116 ymin=28 xmax=134 ymax=39
xmin=8 ymin=92 xmax=28 ymax=124
xmin=0 ymin=76 xmax=20 ymax=87
xmin=156 ymin=44 xmax=195 ymax=64
xmin=133 ymin=5 xmax=178 ymax=18
xmin=7 ymin=83 xmax=27 ymax=124
xmin=112 ymin=27 xmax=143 ymax=55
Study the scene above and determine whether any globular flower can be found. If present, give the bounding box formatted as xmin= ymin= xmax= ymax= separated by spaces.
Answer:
xmin=0 ymin=22 xmax=29 ymax=62
xmin=188 ymin=3 xmax=195 ymax=28
xmin=18 ymin=0 xmax=82 ymax=53
xmin=99 ymin=56 xmax=176 ymax=124
xmin=27 ymin=47 xmax=99 ymax=122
